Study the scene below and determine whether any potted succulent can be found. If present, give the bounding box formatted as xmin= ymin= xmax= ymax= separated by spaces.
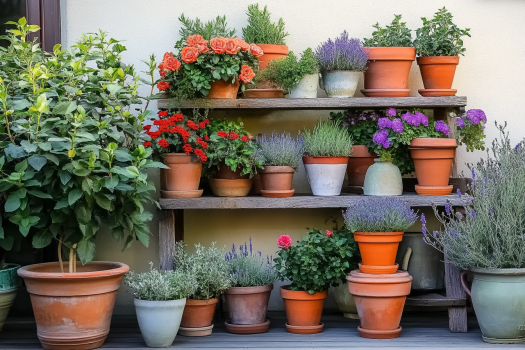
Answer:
xmin=414 ymin=7 xmax=471 ymax=96
xmin=256 ymin=133 xmax=303 ymax=198
xmin=242 ymin=4 xmax=289 ymax=70
xmin=124 ymin=263 xmax=198 ymax=347
xmin=274 ymin=228 xmax=358 ymax=334
xmin=362 ymin=15 xmax=415 ymax=97
xmin=302 ymin=120 xmax=353 ymax=196
xmin=1 ymin=21 xmax=162 ymax=350
xmin=424 ymin=126 xmax=525 ymax=343
xmin=244 ymin=64 xmax=285 ymax=99
xmin=173 ymin=242 xmax=232 ymax=337
xmin=279 ymin=49 xmax=319 ymax=98
xmin=224 ymin=238 xmax=278 ymax=334
xmin=316 ymin=31 xmax=369 ymax=98
xmin=0 ymin=260 xmax=20 ymax=331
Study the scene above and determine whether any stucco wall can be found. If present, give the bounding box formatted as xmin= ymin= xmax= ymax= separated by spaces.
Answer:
xmin=60 ymin=0 xmax=525 ymax=314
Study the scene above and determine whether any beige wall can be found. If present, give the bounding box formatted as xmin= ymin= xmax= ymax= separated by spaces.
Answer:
xmin=60 ymin=0 xmax=525 ymax=313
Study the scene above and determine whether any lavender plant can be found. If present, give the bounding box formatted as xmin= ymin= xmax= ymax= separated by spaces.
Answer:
xmin=424 ymin=124 xmax=525 ymax=269
xmin=303 ymin=120 xmax=353 ymax=157
xmin=257 ymin=133 xmax=303 ymax=169
xmin=343 ymin=197 xmax=418 ymax=232
xmin=315 ymin=31 xmax=369 ymax=72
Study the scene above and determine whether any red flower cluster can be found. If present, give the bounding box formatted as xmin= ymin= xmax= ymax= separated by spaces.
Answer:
xmin=158 ymin=139 xmax=169 ymax=148
xmin=277 ymin=235 xmax=292 ymax=249
xmin=325 ymin=230 xmax=333 ymax=237
xmin=217 ymin=131 xmax=228 ymax=137
xmin=182 ymin=144 xmax=192 ymax=155
xmin=228 ymin=132 xmax=239 ymax=140
xmin=187 ymin=120 xmax=199 ymax=130
xmin=241 ymin=135 xmax=249 ymax=142
xmin=157 ymin=81 xmax=170 ymax=91
xmin=194 ymin=148 xmax=207 ymax=162
xmin=196 ymin=138 xmax=208 ymax=149
xmin=143 ymin=141 xmax=152 ymax=147
xmin=158 ymin=110 xmax=168 ymax=117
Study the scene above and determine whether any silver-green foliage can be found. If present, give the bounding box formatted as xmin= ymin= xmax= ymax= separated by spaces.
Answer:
xmin=227 ymin=241 xmax=278 ymax=287
xmin=257 ymin=133 xmax=303 ymax=169
xmin=242 ymin=4 xmax=288 ymax=45
xmin=425 ymin=124 xmax=525 ymax=269
xmin=124 ymin=262 xmax=198 ymax=301
xmin=303 ymin=120 xmax=353 ymax=157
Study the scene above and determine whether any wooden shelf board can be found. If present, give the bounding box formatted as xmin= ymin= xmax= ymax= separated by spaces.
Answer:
xmin=406 ymin=293 xmax=467 ymax=307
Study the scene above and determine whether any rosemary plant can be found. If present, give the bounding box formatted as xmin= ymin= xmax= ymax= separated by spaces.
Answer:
xmin=242 ymin=4 xmax=288 ymax=45
xmin=302 ymin=120 xmax=353 ymax=157
xmin=178 ymin=14 xmax=236 ymax=40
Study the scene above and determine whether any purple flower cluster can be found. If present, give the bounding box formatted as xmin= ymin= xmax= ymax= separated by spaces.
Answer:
xmin=435 ymin=120 xmax=450 ymax=136
xmin=342 ymin=110 xmax=380 ymax=126
xmin=402 ymin=111 xmax=428 ymax=127
xmin=372 ymin=129 xmax=390 ymax=148
xmin=456 ymin=118 xmax=465 ymax=129
xmin=392 ymin=118 xmax=404 ymax=133
xmin=386 ymin=107 xmax=397 ymax=117
xmin=315 ymin=31 xmax=369 ymax=71
xmin=378 ymin=118 xmax=392 ymax=129
xmin=466 ymin=109 xmax=487 ymax=125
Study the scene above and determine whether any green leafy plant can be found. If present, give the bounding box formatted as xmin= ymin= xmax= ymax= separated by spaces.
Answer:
xmin=0 ymin=19 xmax=163 ymax=271
xmin=178 ymin=14 xmax=236 ymax=41
xmin=363 ymin=14 xmax=413 ymax=47
xmin=242 ymin=4 xmax=288 ymax=45
xmin=250 ymin=66 xmax=282 ymax=89
xmin=256 ymin=132 xmax=303 ymax=169
xmin=414 ymin=7 xmax=471 ymax=57
xmin=303 ymin=120 xmax=353 ymax=157
xmin=266 ymin=49 xmax=318 ymax=91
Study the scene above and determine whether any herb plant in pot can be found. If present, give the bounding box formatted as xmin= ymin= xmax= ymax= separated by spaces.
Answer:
xmin=414 ymin=7 xmax=470 ymax=97
xmin=275 ymin=229 xmax=358 ymax=334
xmin=244 ymin=63 xmax=285 ymax=99
xmin=0 ymin=261 xmax=20 ymax=331
xmin=256 ymin=133 xmax=303 ymax=198
xmin=316 ymin=32 xmax=368 ymax=98
xmin=224 ymin=239 xmax=278 ymax=334
xmin=125 ymin=263 xmax=198 ymax=347
xmin=280 ymin=49 xmax=319 ymax=98
xmin=302 ymin=121 xmax=353 ymax=196
xmin=362 ymin=15 xmax=415 ymax=97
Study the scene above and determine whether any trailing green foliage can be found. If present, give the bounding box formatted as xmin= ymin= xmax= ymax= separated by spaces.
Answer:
xmin=242 ymin=4 xmax=288 ymax=45
xmin=257 ymin=133 xmax=303 ymax=169
xmin=303 ymin=120 xmax=353 ymax=157
xmin=178 ymin=14 xmax=236 ymax=41
xmin=226 ymin=239 xmax=278 ymax=287
xmin=363 ymin=14 xmax=413 ymax=47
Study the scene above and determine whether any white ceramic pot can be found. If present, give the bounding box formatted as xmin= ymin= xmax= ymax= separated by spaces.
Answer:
xmin=303 ymin=156 xmax=348 ymax=196
xmin=321 ymin=71 xmax=361 ymax=98
xmin=363 ymin=159 xmax=403 ymax=196
xmin=135 ymin=298 xmax=186 ymax=348
xmin=288 ymin=73 xmax=318 ymax=98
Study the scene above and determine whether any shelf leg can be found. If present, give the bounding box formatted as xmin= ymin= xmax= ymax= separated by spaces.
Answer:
xmin=445 ymin=261 xmax=468 ymax=332
xmin=159 ymin=209 xmax=184 ymax=271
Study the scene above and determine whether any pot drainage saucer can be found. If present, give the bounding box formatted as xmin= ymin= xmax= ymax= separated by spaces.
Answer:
xmin=418 ymin=89 xmax=457 ymax=97
xmin=178 ymin=324 xmax=213 ymax=337
xmin=358 ymin=326 xmax=402 ymax=339
xmin=225 ymin=320 xmax=270 ymax=334
xmin=160 ymin=189 xmax=203 ymax=198
xmin=415 ymin=185 xmax=453 ymax=195
xmin=260 ymin=189 xmax=295 ymax=198
xmin=361 ymin=89 xmax=410 ymax=97
xmin=359 ymin=263 xmax=399 ymax=274
xmin=285 ymin=322 xmax=324 ymax=335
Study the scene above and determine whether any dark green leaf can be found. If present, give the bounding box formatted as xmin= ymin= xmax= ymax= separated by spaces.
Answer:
xmin=28 ymin=154 xmax=47 ymax=171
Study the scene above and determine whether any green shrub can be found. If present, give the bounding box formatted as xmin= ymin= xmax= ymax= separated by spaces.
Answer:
xmin=242 ymin=4 xmax=288 ymax=45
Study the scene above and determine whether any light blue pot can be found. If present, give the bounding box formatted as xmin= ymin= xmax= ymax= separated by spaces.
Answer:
xmin=135 ymin=298 xmax=186 ymax=347
xmin=363 ymin=159 xmax=403 ymax=196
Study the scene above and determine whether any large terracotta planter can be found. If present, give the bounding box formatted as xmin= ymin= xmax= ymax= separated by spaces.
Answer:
xmin=409 ymin=138 xmax=457 ymax=195
xmin=225 ymin=284 xmax=272 ymax=334
xmin=244 ymin=89 xmax=284 ymax=98
xmin=280 ymin=286 xmax=327 ymax=334
xmin=0 ymin=264 xmax=20 ymax=332
xmin=303 ymin=156 xmax=349 ymax=196
xmin=362 ymin=47 xmax=416 ymax=97
xmin=160 ymin=153 xmax=203 ymax=198
xmin=347 ymin=270 xmax=412 ymax=339
xmin=17 ymin=261 xmax=128 ymax=350
xmin=257 ymin=44 xmax=289 ymax=70
xmin=347 ymin=145 xmax=377 ymax=187
xmin=354 ymin=232 xmax=404 ymax=274
xmin=180 ymin=298 xmax=218 ymax=328
xmin=207 ymin=78 xmax=240 ymax=99
xmin=259 ymin=166 xmax=295 ymax=198
xmin=417 ymin=56 xmax=459 ymax=96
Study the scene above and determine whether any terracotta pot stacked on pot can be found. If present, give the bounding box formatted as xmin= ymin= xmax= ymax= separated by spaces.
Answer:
xmin=224 ymin=284 xmax=273 ymax=334
xmin=161 ymin=154 xmax=204 ymax=199
xmin=179 ymin=298 xmax=218 ymax=337
xmin=209 ymin=164 xmax=253 ymax=197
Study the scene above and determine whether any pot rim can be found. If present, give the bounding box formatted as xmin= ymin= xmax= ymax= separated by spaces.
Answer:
xmin=468 ymin=267 xmax=525 ymax=276
xmin=303 ymin=155 xmax=349 ymax=165
xmin=17 ymin=261 xmax=129 ymax=280
xmin=410 ymin=138 xmax=458 ymax=149
xmin=417 ymin=56 xmax=460 ymax=64
xmin=347 ymin=269 xmax=413 ymax=284
xmin=0 ymin=263 xmax=21 ymax=271
xmin=186 ymin=298 xmax=219 ymax=305
xmin=354 ymin=231 xmax=404 ymax=235
xmin=226 ymin=284 xmax=274 ymax=295
xmin=365 ymin=47 xmax=416 ymax=61
xmin=260 ymin=166 xmax=296 ymax=173
xmin=351 ymin=145 xmax=377 ymax=158
xmin=322 ymin=70 xmax=363 ymax=74
xmin=280 ymin=285 xmax=327 ymax=300
xmin=256 ymin=43 xmax=289 ymax=54
xmin=134 ymin=297 xmax=187 ymax=305
xmin=244 ymin=88 xmax=285 ymax=92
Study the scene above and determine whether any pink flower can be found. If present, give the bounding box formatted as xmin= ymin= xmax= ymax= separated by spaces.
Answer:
xmin=325 ymin=230 xmax=333 ymax=237
xmin=277 ymin=235 xmax=292 ymax=249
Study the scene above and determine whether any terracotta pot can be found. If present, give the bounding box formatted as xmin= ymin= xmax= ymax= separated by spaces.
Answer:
xmin=354 ymin=232 xmax=404 ymax=271
xmin=417 ymin=56 xmax=459 ymax=90
xmin=280 ymin=286 xmax=327 ymax=334
xmin=347 ymin=145 xmax=377 ymax=187
xmin=180 ymin=298 xmax=218 ymax=328
xmin=409 ymin=138 xmax=457 ymax=195
xmin=209 ymin=178 xmax=252 ymax=197
xmin=249 ymin=174 xmax=263 ymax=195
xmin=207 ymin=78 xmax=240 ymax=99
xmin=160 ymin=154 xmax=202 ymax=192
xmin=303 ymin=156 xmax=349 ymax=196
xmin=225 ymin=284 xmax=272 ymax=326
xmin=257 ymin=44 xmax=289 ymax=70
xmin=214 ymin=163 xmax=249 ymax=180
xmin=243 ymin=89 xmax=284 ymax=98
xmin=347 ymin=270 xmax=412 ymax=339
xmin=17 ymin=261 xmax=128 ymax=350
xmin=259 ymin=166 xmax=295 ymax=191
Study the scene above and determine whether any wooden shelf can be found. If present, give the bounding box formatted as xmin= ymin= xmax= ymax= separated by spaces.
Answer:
xmin=157 ymin=96 xmax=467 ymax=110
xmin=159 ymin=193 xmax=464 ymax=210
xmin=406 ymin=293 xmax=467 ymax=307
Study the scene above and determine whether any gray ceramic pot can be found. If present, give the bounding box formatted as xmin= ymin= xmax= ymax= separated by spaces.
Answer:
xmin=331 ymin=281 xmax=359 ymax=319
xmin=0 ymin=264 xmax=20 ymax=332
xmin=135 ymin=298 xmax=186 ymax=347
xmin=462 ymin=268 xmax=525 ymax=343
xmin=363 ymin=159 xmax=403 ymax=196
xmin=321 ymin=71 xmax=361 ymax=98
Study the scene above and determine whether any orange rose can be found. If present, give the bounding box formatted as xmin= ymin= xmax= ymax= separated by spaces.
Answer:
xmin=163 ymin=52 xmax=173 ymax=60
xmin=157 ymin=81 xmax=170 ymax=91
xmin=196 ymin=44 xmax=209 ymax=53
xmin=186 ymin=34 xmax=208 ymax=47
xmin=210 ymin=37 xmax=227 ymax=54
xmin=164 ymin=56 xmax=181 ymax=71
xmin=158 ymin=62 xmax=165 ymax=70
xmin=181 ymin=46 xmax=199 ymax=63
xmin=234 ymin=38 xmax=250 ymax=51
xmin=249 ymin=44 xmax=264 ymax=58
xmin=239 ymin=65 xmax=255 ymax=83
xmin=160 ymin=70 xmax=167 ymax=78
xmin=225 ymin=38 xmax=240 ymax=54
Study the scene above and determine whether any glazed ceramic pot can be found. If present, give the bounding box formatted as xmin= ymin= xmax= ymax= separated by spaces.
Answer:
xmin=363 ymin=159 xmax=403 ymax=196
xmin=354 ymin=232 xmax=404 ymax=274
xmin=17 ymin=261 xmax=128 ymax=350
xmin=347 ymin=269 xmax=412 ymax=339
xmin=207 ymin=78 xmax=240 ymax=99
xmin=160 ymin=154 xmax=203 ymax=198
xmin=331 ymin=281 xmax=359 ymax=319
xmin=303 ymin=156 xmax=349 ymax=196
xmin=180 ymin=298 xmax=218 ymax=329
xmin=362 ymin=47 xmax=416 ymax=97
xmin=225 ymin=284 xmax=272 ymax=334
xmin=409 ymin=138 xmax=457 ymax=195
xmin=243 ymin=89 xmax=284 ymax=98
xmin=135 ymin=298 xmax=186 ymax=347
xmin=259 ymin=166 xmax=295 ymax=198
xmin=209 ymin=178 xmax=252 ymax=197
xmin=0 ymin=264 xmax=20 ymax=331
xmin=461 ymin=268 xmax=525 ymax=343
xmin=289 ymin=74 xmax=318 ymax=98
xmin=321 ymin=71 xmax=361 ymax=98
xmin=257 ymin=44 xmax=289 ymax=70
xmin=347 ymin=146 xmax=377 ymax=187
xmin=417 ymin=56 xmax=459 ymax=96
xmin=280 ymin=286 xmax=327 ymax=334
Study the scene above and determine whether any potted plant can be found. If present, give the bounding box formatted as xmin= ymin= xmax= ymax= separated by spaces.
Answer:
xmin=205 ymin=120 xmax=264 ymax=197
xmin=414 ymin=7 xmax=471 ymax=96
xmin=173 ymin=242 xmax=232 ymax=337
xmin=244 ymin=64 xmax=285 ymax=99
xmin=279 ymin=49 xmax=319 ymax=98
xmin=243 ymin=4 xmax=289 ymax=70
xmin=302 ymin=120 xmax=353 ymax=196
xmin=256 ymin=133 xmax=303 ymax=198
xmin=1 ymin=20 xmax=162 ymax=350
xmin=142 ymin=110 xmax=209 ymax=198
xmin=124 ymin=263 xmax=198 ymax=347
xmin=316 ymin=31 xmax=369 ymax=98
xmin=274 ymin=228 xmax=358 ymax=334
xmin=424 ymin=126 xmax=525 ymax=343
xmin=0 ymin=260 xmax=20 ymax=331
xmin=362 ymin=15 xmax=415 ymax=97
xmin=224 ymin=238 xmax=278 ymax=334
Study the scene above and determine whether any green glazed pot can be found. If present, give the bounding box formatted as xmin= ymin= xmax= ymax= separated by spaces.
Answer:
xmin=463 ymin=268 xmax=525 ymax=343
xmin=0 ymin=264 xmax=20 ymax=331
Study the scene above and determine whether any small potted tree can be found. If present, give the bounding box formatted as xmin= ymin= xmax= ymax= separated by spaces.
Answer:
xmin=256 ymin=133 xmax=303 ymax=198
xmin=316 ymin=32 xmax=369 ymax=98
xmin=224 ymin=238 xmax=278 ymax=334
xmin=302 ymin=120 xmax=353 ymax=196
xmin=414 ymin=7 xmax=471 ymax=96
xmin=124 ymin=263 xmax=198 ymax=347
